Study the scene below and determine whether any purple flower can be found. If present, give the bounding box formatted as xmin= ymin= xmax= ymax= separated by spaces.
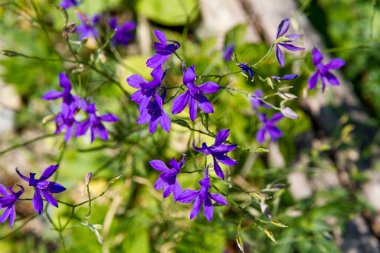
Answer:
xmin=275 ymin=18 xmax=304 ymax=67
xmin=42 ymin=73 xmax=75 ymax=105
xmin=308 ymin=47 xmax=345 ymax=92
xmin=109 ymin=18 xmax=136 ymax=46
xmin=149 ymin=155 xmax=185 ymax=201
xmin=237 ymin=63 xmax=254 ymax=81
xmin=54 ymin=102 xmax=79 ymax=142
xmin=172 ymin=65 xmax=220 ymax=121
xmin=256 ymin=113 xmax=283 ymax=143
xmin=76 ymin=102 xmax=119 ymax=143
xmin=251 ymin=89 xmax=270 ymax=109
xmin=127 ymin=67 xmax=165 ymax=113
xmin=0 ymin=185 xmax=24 ymax=228
xmin=76 ymin=14 xmax=99 ymax=40
xmin=146 ymin=30 xmax=180 ymax=69
xmin=137 ymin=93 xmax=171 ymax=134
xmin=193 ymin=129 xmax=237 ymax=180
xmin=16 ymin=165 xmax=66 ymax=215
xmin=223 ymin=44 xmax=234 ymax=62
xmin=59 ymin=0 xmax=81 ymax=9
xmin=177 ymin=168 xmax=227 ymax=221
xmin=271 ymin=74 xmax=298 ymax=81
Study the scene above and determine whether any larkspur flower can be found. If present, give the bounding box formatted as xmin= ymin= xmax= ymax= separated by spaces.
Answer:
xmin=109 ymin=18 xmax=136 ymax=46
xmin=193 ymin=129 xmax=237 ymax=180
xmin=54 ymin=102 xmax=79 ymax=142
xmin=237 ymin=63 xmax=254 ymax=81
xmin=223 ymin=44 xmax=234 ymax=62
xmin=308 ymin=47 xmax=345 ymax=92
xmin=271 ymin=74 xmax=298 ymax=81
xmin=0 ymin=185 xmax=24 ymax=228
xmin=76 ymin=14 xmax=99 ymax=40
xmin=146 ymin=30 xmax=180 ymax=69
xmin=16 ymin=165 xmax=66 ymax=215
xmin=137 ymin=93 xmax=171 ymax=134
xmin=42 ymin=73 xmax=75 ymax=105
xmin=127 ymin=67 xmax=166 ymax=113
xmin=177 ymin=168 xmax=227 ymax=221
xmin=149 ymin=155 xmax=185 ymax=201
xmin=59 ymin=0 xmax=81 ymax=9
xmin=251 ymin=89 xmax=270 ymax=109
xmin=256 ymin=113 xmax=283 ymax=143
xmin=76 ymin=102 xmax=119 ymax=143
xmin=275 ymin=18 xmax=304 ymax=67
xmin=172 ymin=65 xmax=220 ymax=121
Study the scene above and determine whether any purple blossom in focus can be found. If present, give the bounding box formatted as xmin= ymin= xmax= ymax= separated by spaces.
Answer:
xmin=16 ymin=165 xmax=66 ymax=215
xmin=149 ymin=155 xmax=185 ymax=201
xmin=109 ymin=18 xmax=136 ymax=46
xmin=54 ymin=101 xmax=80 ymax=142
xmin=193 ymin=129 xmax=237 ymax=180
xmin=76 ymin=102 xmax=119 ymax=143
xmin=271 ymin=74 xmax=298 ymax=81
xmin=172 ymin=65 xmax=220 ymax=121
xmin=237 ymin=63 xmax=254 ymax=81
xmin=223 ymin=44 xmax=234 ymax=62
xmin=137 ymin=93 xmax=171 ymax=134
xmin=127 ymin=67 xmax=166 ymax=114
xmin=308 ymin=47 xmax=345 ymax=92
xmin=251 ymin=89 xmax=270 ymax=109
xmin=177 ymin=168 xmax=227 ymax=221
xmin=76 ymin=14 xmax=99 ymax=40
xmin=275 ymin=18 xmax=304 ymax=67
xmin=0 ymin=185 xmax=24 ymax=228
xmin=146 ymin=30 xmax=180 ymax=69
xmin=256 ymin=113 xmax=283 ymax=143
xmin=60 ymin=0 xmax=81 ymax=9
xmin=42 ymin=73 xmax=75 ymax=105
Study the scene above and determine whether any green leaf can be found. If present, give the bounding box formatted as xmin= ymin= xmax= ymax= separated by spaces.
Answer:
xmin=173 ymin=119 xmax=191 ymax=128
xmin=136 ymin=0 xmax=199 ymax=26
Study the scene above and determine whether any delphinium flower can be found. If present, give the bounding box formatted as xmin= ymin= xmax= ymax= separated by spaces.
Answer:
xmin=54 ymin=102 xmax=80 ymax=142
xmin=109 ymin=18 xmax=136 ymax=46
xmin=193 ymin=129 xmax=237 ymax=180
xmin=127 ymin=67 xmax=166 ymax=114
xmin=251 ymin=89 xmax=270 ymax=110
xmin=60 ymin=0 xmax=81 ymax=9
xmin=137 ymin=94 xmax=171 ymax=133
xmin=16 ymin=165 xmax=66 ymax=215
xmin=256 ymin=113 xmax=283 ymax=143
xmin=42 ymin=72 xmax=75 ymax=105
xmin=76 ymin=102 xmax=119 ymax=142
xmin=308 ymin=47 xmax=345 ymax=92
xmin=271 ymin=74 xmax=298 ymax=81
xmin=149 ymin=155 xmax=185 ymax=201
xmin=76 ymin=14 xmax=100 ymax=40
xmin=177 ymin=168 xmax=227 ymax=221
xmin=146 ymin=30 xmax=180 ymax=69
xmin=237 ymin=63 xmax=255 ymax=81
xmin=0 ymin=185 xmax=24 ymax=228
xmin=275 ymin=18 xmax=304 ymax=67
xmin=172 ymin=65 xmax=220 ymax=121
xmin=43 ymin=74 xmax=84 ymax=141
xmin=223 ymin=44 xmax=234 ymax=62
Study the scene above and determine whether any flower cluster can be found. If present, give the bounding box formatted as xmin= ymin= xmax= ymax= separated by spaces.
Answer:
xmin=60 ymin=0 xmax=136 ymax=47
xmin=0 ymin=165 xmax=65 ymax=228
xmin=127 ymin=30 xmax=221 ymax=133
xmin=43 ymin=73 xmax=119 ymax=142
xmin=150 ymin=129 xmax=234 ymax=221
